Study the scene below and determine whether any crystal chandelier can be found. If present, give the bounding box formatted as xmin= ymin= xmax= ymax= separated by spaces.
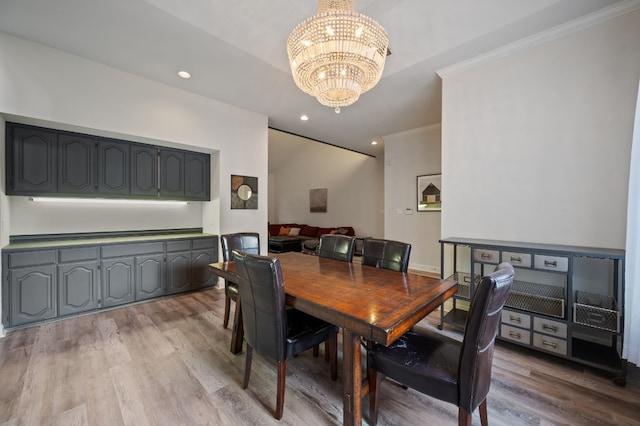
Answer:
xmin=287 ymin=0 xmax=389 ymax=113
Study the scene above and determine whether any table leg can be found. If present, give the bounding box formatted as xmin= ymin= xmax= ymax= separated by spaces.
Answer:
xmin=342 ymin=329 xmax=362 ymax=426
xmin=230 ymin=297 xmax=244 ymax=354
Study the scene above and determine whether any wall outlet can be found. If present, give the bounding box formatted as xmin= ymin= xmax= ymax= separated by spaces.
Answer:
xmin=405 ymin=208 xmax=413 ymax=215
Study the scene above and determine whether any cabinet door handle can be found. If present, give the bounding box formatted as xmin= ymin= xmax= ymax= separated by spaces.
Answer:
xmin=509 ymin=315 xmax=521 ymax=323
xmin=544 ymin=260 xmax=557 ymax=267
xmin=542 ymin=340 xmax=557 ymax=349
xmin=542 ymin=324 xmax=558 ymax=333
xmin=510 ymin=256 xmax=522 ymax=263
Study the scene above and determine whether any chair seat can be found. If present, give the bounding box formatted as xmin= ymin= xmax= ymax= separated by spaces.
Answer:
xmin=286 ymin=309 xmax=339 ymax=357
xmin=369 ymin=331 xmax=461 ymax=404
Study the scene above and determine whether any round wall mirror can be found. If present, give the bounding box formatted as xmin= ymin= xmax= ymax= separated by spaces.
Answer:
xmin=237 ymin=184 xmax=253 ymax=201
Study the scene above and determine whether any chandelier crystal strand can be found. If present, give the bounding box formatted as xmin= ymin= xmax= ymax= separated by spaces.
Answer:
xmin=287 ymin=0 xmax=388 ymax=112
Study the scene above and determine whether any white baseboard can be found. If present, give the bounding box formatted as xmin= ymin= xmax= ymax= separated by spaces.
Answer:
xmin=408 ymin=263 xmax=440 ymax=275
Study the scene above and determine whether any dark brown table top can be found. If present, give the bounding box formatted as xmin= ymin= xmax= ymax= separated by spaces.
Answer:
xmin=209 ymin=252 xmax=458 ymax=346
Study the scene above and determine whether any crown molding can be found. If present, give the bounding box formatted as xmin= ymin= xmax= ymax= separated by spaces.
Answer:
xmin=437 ymin=0 xmax=640 ymax=78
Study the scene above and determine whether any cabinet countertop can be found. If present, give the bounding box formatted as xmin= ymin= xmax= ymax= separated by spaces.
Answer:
xmin=2 ymin=232 xmax=217 ymax=252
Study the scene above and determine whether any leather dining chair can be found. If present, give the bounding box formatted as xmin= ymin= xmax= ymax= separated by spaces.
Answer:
xmin=361 ymin=238 xmax=412 ymax=273
xmin=317 ymin=234 xmax=356 ymax=262
xmin=367 ymin=262 xmax=515 ymax=426
xmin=232 ymin=250 xmax=339 ymax=420
xmin=220 ymin=232 xmax=260 ymax=328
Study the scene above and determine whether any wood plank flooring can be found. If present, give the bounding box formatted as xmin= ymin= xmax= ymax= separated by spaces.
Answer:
xmin=1 ymin=285 xmax=638 ymax=425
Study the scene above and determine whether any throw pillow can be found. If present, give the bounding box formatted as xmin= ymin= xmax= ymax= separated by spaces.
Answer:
xmin=289 ymin=227 xmax=301 ymax=236
xmin=279 ymin=226 xmax=291 ymax=236
xmin=337 ymin=228 xmax=349 ymax=235
xmin=329 ymin=229 xmax=339 ymax=234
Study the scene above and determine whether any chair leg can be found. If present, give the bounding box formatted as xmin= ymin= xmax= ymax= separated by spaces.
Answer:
xmin=223 ymin=295 xmax=231 ymax=329
xmin=458 ymin=408 xmax=472 ymax=426
xmin=368 ymin=368 xmax=383 ymax=426
xmin=313 ymin=345 xmax=319 ymax=357
xmin=479 ymin=399 xmax=488 ymax=426
xmin=242 ymin=345 xmax=253 ymax=389
xmin=328 ymin=334 xmax=338 ymax=381
xmin=276 ymin=361 xmax=286 ymax=420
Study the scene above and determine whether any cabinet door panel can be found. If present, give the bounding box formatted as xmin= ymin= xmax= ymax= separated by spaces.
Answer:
xmin=130 ymin=145 xmax=158 ymax=197
xmin=101 ymin=258 xmax=135 ymax=307
xmin=58 ymin=133 xmax=97 ymax=194
xmin=192 ymin=249 xmax=216 ymax=289
xmin=8 ymin=125 xmax=57 ymax=194
xmin=58 ymin=261 xmax=99 ymax=316
xmin=160 ymin=149 xmax=185 ymax=198
xmin=136 ymin=254 xmax=165 ymax=301
xmin=10 ymin=266 xmax=57 ymax=326
xmin=99 ymin=139 xmax=130 ymax=195
xmin=185 ymin=153 xmax=210 ymax=200
xmin=166 ymin=251 xmax=191 ymax=294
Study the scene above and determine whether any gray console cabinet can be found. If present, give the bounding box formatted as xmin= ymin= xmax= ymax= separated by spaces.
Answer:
xmin=440 ymin=237 xmax=626 ymax=385
xmin=2 ymin=233 xmax=218 ymax=329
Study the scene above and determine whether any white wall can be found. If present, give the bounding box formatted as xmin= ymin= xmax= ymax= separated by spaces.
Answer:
xmin=0 ymin=32 xmax=270 ymax=332
xmin=0 ymin=32 xmax=268 ymax=243
xmin=440 ymin=10 xmax=640 ymax=249
xmin=384 ymin=124 xmax=442 ymax=273
xmin=268 ymin=129 xmax=384 ymax=238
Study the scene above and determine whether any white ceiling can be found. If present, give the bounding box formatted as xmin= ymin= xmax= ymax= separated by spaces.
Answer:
xmin=0 ymin=0 xmax=625 ymax=156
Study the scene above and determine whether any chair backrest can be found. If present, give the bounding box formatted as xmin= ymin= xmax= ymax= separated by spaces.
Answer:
xmin=361 ymin=238 xmax=412 ymax=273
xmin=318 ymin=234 xmax=356 ymax=262
xmin=458 ymin=262 xmax=514 ymax=412
xmin=232 ymin=250 xmax=288 ymax=362
xmin=221 ymin=232 xmax=260 ymax=261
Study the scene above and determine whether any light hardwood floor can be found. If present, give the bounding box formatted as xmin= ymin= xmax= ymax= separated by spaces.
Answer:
xmin=1 ymin=284 xmax=638 ymax=426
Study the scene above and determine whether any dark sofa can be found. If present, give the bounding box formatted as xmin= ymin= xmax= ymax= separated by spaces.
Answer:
xmin=268 ymin=223 xmax=355 ymax=253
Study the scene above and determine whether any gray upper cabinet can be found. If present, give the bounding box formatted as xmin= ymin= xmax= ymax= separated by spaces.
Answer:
xmin=7 ymin=124 xmax=57 ymax=194
xmin=6 ymin=122 xmax=210 ymax=201
xmin=99 ymin=139 xmax=130 ymax=196
xmin=130 ymin=144 xmax=158 ymax=198
xmin=58 ymin=133 xmax=98 ymax=194
xmin=185 ymin=153 xmax=210 ymax=201
xmin=160 ymin=148 xmax=184 ymax=199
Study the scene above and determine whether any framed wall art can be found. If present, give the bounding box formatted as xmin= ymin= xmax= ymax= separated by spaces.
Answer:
xmin=310 ymin=188 xmax=327 ymax=212
xmin=231 ymin=175 xmax=258 ymax=209
xmin=417 ymin=174 xmax=442 ymax=212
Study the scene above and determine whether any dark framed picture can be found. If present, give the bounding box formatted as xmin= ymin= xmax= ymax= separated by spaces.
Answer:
xmin=231 ymin=175 xmax=258 ymax=209
xmin=417 ymin=174 xmax=441 ymax=212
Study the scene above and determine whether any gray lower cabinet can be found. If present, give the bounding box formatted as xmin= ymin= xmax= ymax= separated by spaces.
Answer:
xmin=135 ymin=253 xmax=165 ymax=301
xmin=10 ymin=265 xmax=57 ymax=327
xmin=2 ymin=234 xmax=218 ymax=329
xmin=101 ymin=257 xmax=135 ymax=308
xmin=58 ymin=261 xmax=99 ymax=316
xmin=166 ymin=251 xmax=192 ymax=294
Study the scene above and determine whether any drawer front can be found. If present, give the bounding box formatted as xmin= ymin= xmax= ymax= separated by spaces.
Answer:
xmin=533 ymin=317 xmax=567 ymax=338
xmin=8 ymin=250 xmax=56 ymax=268
xmin=192 ymin=238 xmax=216 ymax=250
xmin=166 ymin=240 xmax=191 ymax=252
xmin=534 ymin=254 xmax=568 ymax=272
xmin=533 ymin=333 xmax=567 ymax=355
xmin=501 ymin=324 xmax=531 ymax=344
xmin=501 ymin=309 xmax=531 ymax=328
xmin=101 ymin=242 xmax=164 ymax=258
xmin=473 ymin=248 xmax=499 ymax=264
xmin=501 ymin=251 xmax=531 ymax=268
xmin=59 ymin=247 xmax=99 ymax=263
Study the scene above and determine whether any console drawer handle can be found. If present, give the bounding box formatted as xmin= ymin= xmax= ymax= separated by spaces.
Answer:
xmin=510 ymin=256 xmax=522 ymax=263
xmin=509 ymin=331 xmax=521 ymax=339
xmin=509 ymin=315 xmax=521 ymax=323
xmin=481 ymin=253 xmax=492 ymax=259
xmin=542 ymin=324 xmax=558 ymax=333
xmin=542 ymin=340 xmax=557 ymax=349
xmin=544 ymin=260 xmax=557 ymax=267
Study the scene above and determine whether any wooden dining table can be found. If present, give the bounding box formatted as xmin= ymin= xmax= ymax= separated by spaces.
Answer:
xmin=208 ymin=252 xmax=458 ymax=426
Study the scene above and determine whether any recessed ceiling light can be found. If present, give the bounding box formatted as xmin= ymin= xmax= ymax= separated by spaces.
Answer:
xmin=300 ymin=115 xmax=309 ymax=121
xmin=178 ymin=70 xmax=191 ymax=79
xmin=371 ymin=140 xmax=378 ymax=145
